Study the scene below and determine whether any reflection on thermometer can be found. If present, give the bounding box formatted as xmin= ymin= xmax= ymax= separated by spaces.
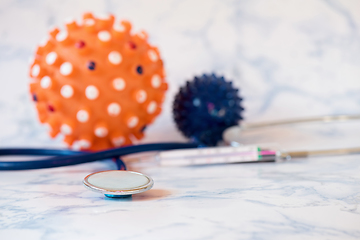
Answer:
xmin=157 ymin=145 xmax=278 ymax=166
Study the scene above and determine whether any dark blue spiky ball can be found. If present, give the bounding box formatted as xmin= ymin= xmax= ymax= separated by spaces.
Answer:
xmin=173 ymin=74 xmax=244 ymax=146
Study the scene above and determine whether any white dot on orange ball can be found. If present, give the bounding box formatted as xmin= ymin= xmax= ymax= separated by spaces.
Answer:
xmin=56 ymin=30 xmax=68 ymax=42
xmin=136 ymin=90 xmax=147 ymax=103
xmin=85 ymin=85 xmax=99 ymax=100
xmin=40 ymin=76 xmax=52 ymax=89
xmin=60 ymin=62 xmax=73 ymax=76
xmin=60 ymin=85 xmax=74 ymax=98
xmin=147 ymin=101 xmax=157 ymax=114
xmin=78 ymin=139 xmax=91 ymax=149
xmin=148 ymin=50 xmax=158 ymax=62
xmin=112 ymin=136 xmax=125 ymax=146
xmin=84 ymin=18 xmax=95 ymax=26
xmin=77 ymin=110 xmax=89 ymax=122
xmin=151 ymin=74 xmax=161 ymax=88
xmin=108 ymin=51 xmax=122 ymax=65
xmin=46 ymin=52 xmax=57 ymax=65
xmin=60 ymin=124 xmax=72 ymax=135
xmin=98 ymin=30 xmax=111 ymax=42
xmin=31 ymin=64 xmax=40 ymax=77
xmin=107 ymin=103 xmax=121 ymax=116
xmin=94 ymin=127 xmax=108 ymax=138
xmin=113 ymin=23 xmax=125 ymax=32
xmin=127 ymin=116 xmax=139 ymax=128
xmin=138 ymin=32 xmax=146 ymax=39
xmin=39 ymin=37 xmax=49 ymax=47
xmin=112 ymin=78 xmax=126 ymax=91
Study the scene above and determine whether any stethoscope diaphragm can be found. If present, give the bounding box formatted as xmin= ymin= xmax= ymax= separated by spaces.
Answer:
xmin=83 ymin=170 xmax=154 ymax=198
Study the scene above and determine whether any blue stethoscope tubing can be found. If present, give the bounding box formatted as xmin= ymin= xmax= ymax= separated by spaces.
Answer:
xmin=0 ymin=142 xmax=199 ymax=170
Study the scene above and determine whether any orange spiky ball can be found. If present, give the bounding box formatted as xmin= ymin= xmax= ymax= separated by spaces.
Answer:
xmin=29 ymin=13 xmax=167 ymax=151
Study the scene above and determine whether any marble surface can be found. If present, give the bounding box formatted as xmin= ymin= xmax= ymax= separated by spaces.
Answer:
xmin=1 ymin=0 xmax=360 ymax=239
xmin=1 ymin=154 xmax=360 ymax=240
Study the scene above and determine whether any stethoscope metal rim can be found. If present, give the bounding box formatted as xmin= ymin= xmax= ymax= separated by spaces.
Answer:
xmin=83 ymin=170 xmax=154 ymax=196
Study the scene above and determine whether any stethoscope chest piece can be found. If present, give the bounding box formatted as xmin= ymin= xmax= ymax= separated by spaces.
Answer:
xmin=83 ymin=170 xmax=154 ymax=198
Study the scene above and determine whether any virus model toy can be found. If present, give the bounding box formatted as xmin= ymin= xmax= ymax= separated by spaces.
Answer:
xmin=173 ymin=74 xmax=243 ymax=146
xmin=29 ymin=13 xmax=167 ymax=151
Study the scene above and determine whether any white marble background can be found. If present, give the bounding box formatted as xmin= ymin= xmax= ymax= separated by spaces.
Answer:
xmin=1 ymin=1 xmax=360 ymax=239
xmin=0 ymin=0 xmax=359 ymax=147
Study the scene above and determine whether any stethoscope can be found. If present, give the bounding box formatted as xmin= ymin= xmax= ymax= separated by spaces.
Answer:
xmin=2 ymin=73 xmax=360 ymax=198
xmin=0 ymin=143 xmax=199 ymax=198
xmin=1 ymin=114 xmax=360 ymax=198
